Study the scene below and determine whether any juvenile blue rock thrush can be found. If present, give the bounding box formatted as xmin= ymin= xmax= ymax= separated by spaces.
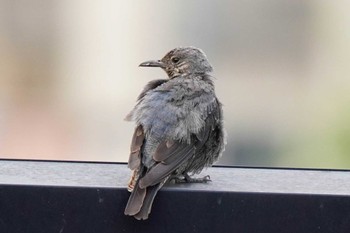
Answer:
xmin=124 ymin=47 xmax=226 ymax=220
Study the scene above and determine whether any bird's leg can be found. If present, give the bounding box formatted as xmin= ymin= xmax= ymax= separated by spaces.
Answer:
xmin=171 ymin=173 xmax=211 ymax=184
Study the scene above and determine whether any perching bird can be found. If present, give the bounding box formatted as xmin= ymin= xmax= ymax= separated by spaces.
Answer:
xmin=124 ymin=46 xmax=225 ymax=220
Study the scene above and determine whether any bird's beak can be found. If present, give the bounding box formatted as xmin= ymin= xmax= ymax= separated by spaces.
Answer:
xmin=139 ymin=60 xmax=165 ymax=68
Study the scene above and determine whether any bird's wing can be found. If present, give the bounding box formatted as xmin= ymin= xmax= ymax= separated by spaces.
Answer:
xmin=138 ymin=139 xmax=195 ymax=188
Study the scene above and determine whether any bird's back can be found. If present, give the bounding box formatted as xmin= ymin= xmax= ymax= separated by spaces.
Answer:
xmin=125 ymin=47 xmax=226 ymax=220
xmin=128 ymin=74 xmax=224 ymax=174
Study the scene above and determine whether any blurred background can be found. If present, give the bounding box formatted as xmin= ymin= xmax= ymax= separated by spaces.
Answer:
xmin=0 ymin=0 xmax=350 ymax=169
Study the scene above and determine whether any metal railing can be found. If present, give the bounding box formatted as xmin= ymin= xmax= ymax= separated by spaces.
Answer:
xmin=1 ymin=159 xmax=350 ymax=233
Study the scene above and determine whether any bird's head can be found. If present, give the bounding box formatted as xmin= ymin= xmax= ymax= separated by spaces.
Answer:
xmin=139 ymin=47 xmax=213 ymax=79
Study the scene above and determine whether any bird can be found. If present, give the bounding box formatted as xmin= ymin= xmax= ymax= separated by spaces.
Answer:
xmin=124 ymin=46 xmax=226 ymax=220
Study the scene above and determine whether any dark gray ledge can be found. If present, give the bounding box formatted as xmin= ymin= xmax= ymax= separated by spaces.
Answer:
xmin=1 ymin=159 xmax=350 ymax=233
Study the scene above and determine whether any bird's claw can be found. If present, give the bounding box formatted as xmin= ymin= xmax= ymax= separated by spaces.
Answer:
xmin=186 ymin=175 xmax=211 ymax=183
xmin=172 ymin=174 xmax=212 ymax=184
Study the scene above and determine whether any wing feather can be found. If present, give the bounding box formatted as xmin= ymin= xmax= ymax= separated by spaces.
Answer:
xmin=127 ymin=125 xmax=144 ymax=170
xmin=139 ymin=142 xmax=195 ymax=188
xmin=124 ymin=178 xmax=147 ymax=215
xmin=153 ymin=139 xmax=188 ymax=162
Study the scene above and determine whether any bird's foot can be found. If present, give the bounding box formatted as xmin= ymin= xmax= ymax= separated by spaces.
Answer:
xmin=171 ymin=173 xmax=211 ymax=184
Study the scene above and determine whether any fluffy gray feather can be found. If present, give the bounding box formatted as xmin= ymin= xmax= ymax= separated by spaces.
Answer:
xmin=124 ymin=47 xmax=226 ymax=220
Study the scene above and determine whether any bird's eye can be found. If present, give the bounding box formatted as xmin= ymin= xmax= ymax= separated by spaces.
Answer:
xmin=171 ymin=57 xmax=180 ymax=63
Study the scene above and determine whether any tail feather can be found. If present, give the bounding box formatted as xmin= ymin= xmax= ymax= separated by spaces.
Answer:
xmin=124 ymin=179 xmax=146 ymax=215
xmin=125 ymin=176 xmax=167 ymax=220
xmin=134 ymin=184 xmax=161 ymax=220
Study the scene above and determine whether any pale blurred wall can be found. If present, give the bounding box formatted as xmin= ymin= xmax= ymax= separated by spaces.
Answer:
xmin=0 ymin=1 xmax=349 ymax=168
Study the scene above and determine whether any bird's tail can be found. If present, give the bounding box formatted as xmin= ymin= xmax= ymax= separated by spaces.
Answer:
xmin=124 ymin=179 xmax=162 ymax=220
